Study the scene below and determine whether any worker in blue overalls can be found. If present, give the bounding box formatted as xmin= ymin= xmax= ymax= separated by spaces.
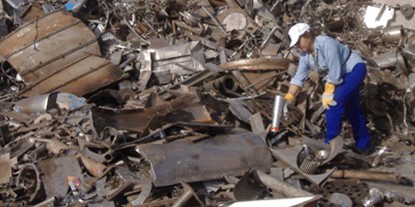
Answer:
xmin=284 ymin=23 xmax=371 ymax=153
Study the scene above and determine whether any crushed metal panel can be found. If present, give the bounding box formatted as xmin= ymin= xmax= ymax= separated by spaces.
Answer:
xmin=37 ymin=154 xmax=83 ymax=199
xmin=136 ymin=132 xmax=272 ymax=187
xmin=21 ymin=56 xmax=125 ymax=96
xmin=0 ymin=9 xmax=124 ymax=97
xmin=373 ymin=0 xmax=415 ymax=30
xmin=138 ymin=41 xmax=206 ymax=87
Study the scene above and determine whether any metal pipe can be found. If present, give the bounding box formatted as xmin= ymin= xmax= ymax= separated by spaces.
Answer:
xmin=13 ymin=94 xmax=50 ymax=114
xmin=32 ymin=197 xmax=55 ymax=207
xmin=171 ymin=188 xmax=193 ymax=207
xmin=330 ymin=170 xmax=399 ymax=182
xmin=371 ymin=51 xmax=398 ymax=68
xmin=271 ymin=95 xmax=285 ymax=132
xmin=203 ymin=75 xmax=238 ymax=92
xmin=382 ymin=26 xmax=403 ymax=43
xmin=173 ymin=21 xmax=203 ymax=36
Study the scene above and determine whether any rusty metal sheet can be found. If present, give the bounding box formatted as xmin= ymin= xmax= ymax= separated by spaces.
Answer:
xmin=136 ymin=132 xmax=272 ymax=187
xmin=243 ymin=71 xmax=278 ymax=91
xmin=0 ymin=10 xmax=124 ymax=97
xmin=0 ymin=10 xmax=80 ymax=57
xmin=7 ymin=23 xmax=96 ymax=73
xmin=37 ymin=154 xmax=83 ymax=198
xmin=219 ymin=58 xmax=290 ymax=71
xmin=21 ymin=56 xmax=125 ymax=97
xmin=21 ymin=43 xmax=100 ymax=83
xmin=92 ymin=93 xmax=201 ymax=133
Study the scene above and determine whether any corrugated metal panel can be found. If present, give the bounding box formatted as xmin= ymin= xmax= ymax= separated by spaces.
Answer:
xmin=0 ymin=9 xmax=124 ymax=97
xmin=0 ymin=10 xmax=80 ymax=57
xmin=22 ymin=56 xmax=125 ymax=96
xmin=136 ymin=132 xmax=272 ymax=187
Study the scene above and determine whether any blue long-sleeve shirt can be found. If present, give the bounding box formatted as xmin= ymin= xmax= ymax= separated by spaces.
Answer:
xmin=290 ymin=35 xmax=364 ymax=87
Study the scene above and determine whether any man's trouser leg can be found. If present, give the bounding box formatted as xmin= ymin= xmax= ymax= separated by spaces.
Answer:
xmin=325 ymin=63 xmax=370 ymax=150
xmin=345 ymin=88 xmax=371 ymax=150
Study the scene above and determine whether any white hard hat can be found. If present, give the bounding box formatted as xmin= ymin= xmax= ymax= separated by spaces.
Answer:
xmin=288 ymin=23 xmax=311 ymax=48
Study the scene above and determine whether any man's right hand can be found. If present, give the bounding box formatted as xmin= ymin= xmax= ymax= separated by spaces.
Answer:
xmin=284 ymin=93 xmax=295 ymax=104
xmin=285 ymin=84 xmax=301 ymax=104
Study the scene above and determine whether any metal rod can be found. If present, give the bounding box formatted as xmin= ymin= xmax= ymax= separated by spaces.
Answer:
xmin=260 ymin=25 xmax=280 ymax=49
xmin=201 ymin=6 xmax=227 ymax=36
xmin=173 ymin=21 xmax=203 ymax=36
xmin=330 ymin=170 xmax=399 ymax=182
xmin=32 ymin=197 xmax=55 ymax=207
xmin=171 ymin=189 xmax=193 ymax=207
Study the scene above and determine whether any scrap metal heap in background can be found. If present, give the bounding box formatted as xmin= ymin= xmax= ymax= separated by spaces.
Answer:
xmin=0 ymin=0 xmax=414 ymax=206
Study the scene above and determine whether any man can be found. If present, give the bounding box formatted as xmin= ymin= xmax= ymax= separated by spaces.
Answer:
xmin=284 ymin=23 xmax=371 ymax=153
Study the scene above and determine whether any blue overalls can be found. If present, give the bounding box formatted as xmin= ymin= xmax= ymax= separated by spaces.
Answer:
xmin=290 ymin=36 xmax=371 ymax=151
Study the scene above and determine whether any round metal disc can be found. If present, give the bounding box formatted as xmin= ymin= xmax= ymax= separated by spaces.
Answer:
xmin=401 ymin=4 xmax=414 ymax=20
xmin=222 ymin=12 xmax=247 ymax=31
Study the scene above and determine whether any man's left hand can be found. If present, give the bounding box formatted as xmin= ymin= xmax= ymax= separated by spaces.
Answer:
xmin=322 ymin=83 xmax=337 ymax=109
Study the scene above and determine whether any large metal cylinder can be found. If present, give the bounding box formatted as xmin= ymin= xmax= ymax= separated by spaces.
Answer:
xmin=13 ymin=94 xmax=50 ymax=114
xmin=271 ymin=95 xmax=285 ymax=132
xmin=371 ymin=51 xmax=398 ymax=68
xmin=203 ymin=75 xmax=239 ymax=92
xmin=383 ymin=26 xmax=403 ymax=43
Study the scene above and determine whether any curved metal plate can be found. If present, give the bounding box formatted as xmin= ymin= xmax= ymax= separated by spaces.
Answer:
xmin=0 ymin=10 xmax=124 ymax=97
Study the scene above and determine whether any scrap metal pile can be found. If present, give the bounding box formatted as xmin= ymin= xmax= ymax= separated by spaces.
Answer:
xmin=0 ymin=0 xmax=414 ymax=206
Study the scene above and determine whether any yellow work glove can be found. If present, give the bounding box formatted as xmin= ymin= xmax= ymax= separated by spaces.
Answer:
xmin=322 ymin=83 xmax=337 ymax=109
xmin=284 ymin=93 xmax=295 ymax=104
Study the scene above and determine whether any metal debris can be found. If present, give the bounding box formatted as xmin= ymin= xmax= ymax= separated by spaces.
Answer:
xmin=136 ymin=131 xmax=272 ymax=187
xmin=0 ymin=0 xmax=414 ymax=206
xmin=0 ymin=153 xmax=17 ymax=184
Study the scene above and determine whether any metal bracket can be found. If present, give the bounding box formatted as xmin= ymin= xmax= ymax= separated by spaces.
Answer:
xmin=131 ymin=173 xmax=152 ymax=206
xmin=270 ymin=145 xmax=336 ymax=186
